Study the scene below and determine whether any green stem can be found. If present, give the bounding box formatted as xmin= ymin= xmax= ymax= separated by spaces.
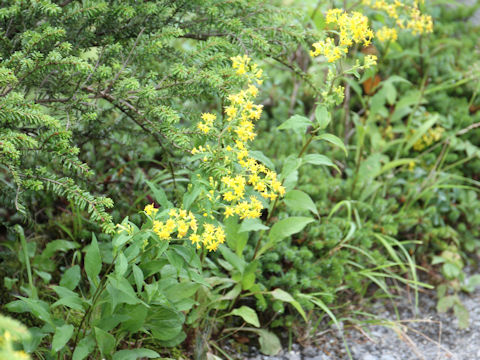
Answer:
xmin=14 ymin=225 xmax=37 ymax=299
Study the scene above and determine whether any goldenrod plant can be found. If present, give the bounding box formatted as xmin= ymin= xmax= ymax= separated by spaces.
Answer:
xmin=2 ymin=0 xmax=480 ymax=359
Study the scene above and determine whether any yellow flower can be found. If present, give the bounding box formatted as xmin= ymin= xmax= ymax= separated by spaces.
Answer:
xmin=189 ymin=233 xmax=202 ymax=248
xmin=224 ymin=206 xmax=235 ymax=218
xmin=311 ymin=9 xmax=373 ymax=63
xmin=376 ymin=26 xmax=398 ymax=42
xmin=153 ymin=221 xmax=171 ymax=240
xmin=144 ymin=203 xmax=158 ymax=216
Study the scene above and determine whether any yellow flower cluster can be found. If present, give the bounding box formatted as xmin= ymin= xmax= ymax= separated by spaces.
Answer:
xmin=376 ymin=26 xmax=398 ymax=42
xmin=231 ymin=55 xmax=263 ymax=82
xmin=150 ymin=207 xmax=198 ymax=239
xmin=310 ymin=9 xmax=374 ymax=62
xmin=197 ymin=113 xmax=217 ymax=134
xmin=363 ymin=0 xmax=433 ymax=37
xmin=192 ymin=56 xmax=285 ymax=221
xmin=412 ymin=126 xmax=444 ymax=151
xmin=144 ymin=204 xmax=224 ymax=251
xmin=406 ymin=3 xmax=433 ymax=35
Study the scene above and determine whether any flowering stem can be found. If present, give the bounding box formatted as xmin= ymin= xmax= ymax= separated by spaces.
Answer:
xmin=252 ymin=131 xmax=316 ymax=260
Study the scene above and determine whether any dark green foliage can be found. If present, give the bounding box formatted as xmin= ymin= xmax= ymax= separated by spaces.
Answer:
xmin=0 ymin=0 xmax=309 ymax=233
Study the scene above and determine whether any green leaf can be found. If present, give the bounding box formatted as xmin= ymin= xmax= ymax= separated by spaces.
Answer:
xmin=454 ymin=303 xmax=469 ymax=329
xmin=270 ymin=289 xmax=307 ymax=321
xmin=132 ymin=265 xmax=144 ymax=293
xmin=382 ymin=81 xmax=397 ymax=105
xmin=257 ymin=330 xmax=282 ymax=356
xmin=280 ymin=155 xmax=302 ymax=182
xmin=146 ymin=306 xmax=184 ymax=341
xmin=183 ymin=183 xmax=203 ymax=211
xmin=315 ymin=106 xmax=331 ymax=130
xmin=115 ymin=252 xmax=128 ymax=277
xmin=239 ymin=218 xmax=269 ymax=233
xmin=316 ymin=133 xmax=347 ymax=156
xmin=268 ymin=217 xmax=314 ymax=243
xmin=302 ymin=154 xmax=340 ymax=172
xmin=52 ymin=296 xmax=85 ymax=312
xmin=284 ymin=190 xmax=318 ymax=216
xmin=164 ymin=282 xmax=199 ymax=303
xmin=72 ymin=335 xmax=95 ymax=360
xmin=113 ymin=349 xmax=160 ymax=360
xmin=249 ymin=150 xmax=276 ymax=170
xmin=94 ymin=327 xmax=116 ymax=355
xmin=241 ymin=261 xmax=257 ymax=291
xmin=85 ymin=234 xmax=102 ymax=285
xmin=6 ymin=297 xmax=54 ymax=326
xmin=146 ymin=180 xmax=172 ymax=209
xmin=230 ymin=306 xmax=260 ymax=327
xmin=442 ymin=263 xmax=460 ymax=279
xmin=51 ymin=324 xmax=74 ymax=352
xmin=225 ymin=217 xmax=249 ymax=256
xmin=218 ymin=245 xmax=246 ymax=273
xmin=60 ymin=265 xmax=81 ymax=290
xmin=437 ymin=295 xmax=455 ymax=313
xmin=278 ymin=114 xmax=311 ymax=132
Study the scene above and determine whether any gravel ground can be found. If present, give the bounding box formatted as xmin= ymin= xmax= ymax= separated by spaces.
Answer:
xmin=244 ymin=271 xmax=480 ymax=360
xmin=458 ymin=0 xmax=480 ymax=26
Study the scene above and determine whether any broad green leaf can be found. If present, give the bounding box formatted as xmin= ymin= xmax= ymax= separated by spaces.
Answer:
xmin=239 ymin=218 xmax=269 ymax=233
xmin=270 ymin=289 xmax=307 ymax=321
xmin=85 ymin=234 xmax=102 ymax=285
xmin=39 ymin=239 xmax=79 ymax=259
xmin=316 ymin=133 xmax=347 ymax=156
xmin=164 ymin=282 xmax=199 ymax=303
xmin=230 ymin=306 xmax=260 ymax=327
xmin=52 ymin=324 xmax=74 ymax=352
xmin=113 ymin=349 xmax=160 ymax=360
xmin=52 ymin=296 xmax=85 ymax=312
xmin=268 ymin=217 xmax=314 ymax=243
xmin=146 ymin=306 xmax=184 ymax=341
xmin=284 ymin=190 xmax=318 ymax=216
xmin=454 ymin=303 xmax=469 ymax=329
xmin=224 ymin=216 xmax=249 ymax=256
xmin=249 ymin=150 xmax=276 ymax=170
xmin=183 ymin=183 xmax=203 ymax=211
xmin=72 ymin=335 xmax=95 ymax=360
xmin=270 ymin=288 xmax=295 ymax=302
xmin=60 ymin=265 xmax=81 ymax=291
xmin=382 ymin=81 xmax=397 ymax=105
xmin=115 ymin=252 xmax=128 ymax=277
xmin=241 ymin=262 xmax=258 ymax=291
xmin=280 ymin=154 xmax=302 ymax=181
xmin=303 ymin=154 xmax=340 ymax=172
xmin=218 ymin=245 xmax=246 ymax=273
xmin=146 ymin=180 xmax=172 ymax=209
xmin=132 ymin=265 xmax=144 ymax=293
xmin=6 ymin=297 xmax=53 ymax=326
xmin=257 ymin=330 xmax=282 ymax=356
xmin=315 ymin=105 xmax=331 ymax=130
xmin=94 ymin=327 xmax=115 ymax=355
xmin=277 ymin=114 xmax=311 ymax=132
xmin=437 ymin=295 xmax=455 ymax=313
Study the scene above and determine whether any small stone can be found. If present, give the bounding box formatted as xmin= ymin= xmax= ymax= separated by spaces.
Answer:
xmin=303 ymin=346 xmax=317 ymax=357
xmin=304 ymin=354 xmax=331 ymax=360
xmin=381 ymin=355 xmax=397 ymax=360
xmin=361 ymin=355 xmax=378 ymax=360
xmin=284 ymin=350 xmax=301 ymax=360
